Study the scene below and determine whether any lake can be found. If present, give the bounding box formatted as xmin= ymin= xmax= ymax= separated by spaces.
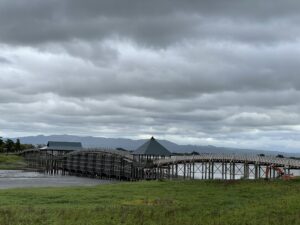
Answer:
xmin=0 ymin=170 xmax=114 ymax=189
xmin=1 ymin=168 xmax=298 ymax=189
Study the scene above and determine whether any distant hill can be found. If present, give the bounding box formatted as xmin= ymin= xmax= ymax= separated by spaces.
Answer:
xmin=11 ymin=134 xmax=300 ymax=157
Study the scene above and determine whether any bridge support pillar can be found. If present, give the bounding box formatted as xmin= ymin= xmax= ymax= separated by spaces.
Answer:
xmin=254 ymin=164 xmax=258 ymax=179
xmin=192 ymin=162 xmax=195 ymax=179
xmin=244 ymin=163 xmax=249 ymax=179
xmin=232 ymin=163 xmax=236 ymax=180
xmin=207 ymin=162 xmax=210 ymax=179
xmin=211 ymin=162 xmax=214 ymax=180
xmin=205 ymin=162 xmax=208 ymax=180
xmin=225 ymin=163 xmax=228 ymax=180
xmin=221 ymin=162 xmax=224 ymax=180
xmin=229 ymin=163 xmax=233 ymax=180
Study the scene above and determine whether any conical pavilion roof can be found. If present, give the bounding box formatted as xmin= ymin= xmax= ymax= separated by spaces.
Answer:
xmin=133 ymin=137 xmax=171 ymax=156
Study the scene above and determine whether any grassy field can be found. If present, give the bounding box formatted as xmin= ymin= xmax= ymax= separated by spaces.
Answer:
xmin=0 ymin=154 xmax=27 ymax=169
xmin=0 ymin=179 xmax=299 ymax=225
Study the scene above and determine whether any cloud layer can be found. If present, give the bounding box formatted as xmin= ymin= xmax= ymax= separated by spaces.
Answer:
xmin=1 ymin=0 xmax=300 ymax=152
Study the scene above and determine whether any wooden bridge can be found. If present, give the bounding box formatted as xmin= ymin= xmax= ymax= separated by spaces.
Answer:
xmin=20 ymin=149 xmax=300 ymax=181
xmin=21 ymin=148 xmax=137 ymax=180
xmin=151 ymin=154 xmax=300 ymax=180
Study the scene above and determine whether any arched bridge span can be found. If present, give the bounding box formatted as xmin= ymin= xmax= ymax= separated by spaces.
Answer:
xmin=150 ymin=154 xmax=300 ymax=180
xmin=21 ymin=148 xmax=139 ymax=180
xmin=154 ymin=154 xmax=300 ymax=169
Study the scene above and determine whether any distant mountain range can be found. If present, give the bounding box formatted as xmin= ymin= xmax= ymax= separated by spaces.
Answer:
xmin=10 ymin=134 xmax=300 ymax=157
xmin=12 ymin=135 xmax=300 ymax=157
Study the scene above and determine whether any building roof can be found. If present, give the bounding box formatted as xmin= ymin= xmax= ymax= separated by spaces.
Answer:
xmin=133 ymin=137 xmax=171 ymax=156
xmin=42 ymin=141 xmax=82 ymax=151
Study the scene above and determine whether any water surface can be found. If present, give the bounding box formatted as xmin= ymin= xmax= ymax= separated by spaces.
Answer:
xmin=0 ymin=170 xmax=114 ymax=189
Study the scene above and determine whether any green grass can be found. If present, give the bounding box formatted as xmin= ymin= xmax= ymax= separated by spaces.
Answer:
xmin=0 ymin=154 xmax=27 ymax=169
xmin=0 ymin=179 xmax=299 ymax=225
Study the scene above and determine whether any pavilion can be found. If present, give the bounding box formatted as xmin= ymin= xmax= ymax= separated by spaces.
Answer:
xmin=132 ymin=137 xmax=172 ymax=161
xmin=40 ymin=141 xmax=82 ymax=155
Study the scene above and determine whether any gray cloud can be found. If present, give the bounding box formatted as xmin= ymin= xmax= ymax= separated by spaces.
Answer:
xmin=0 ymin=56 xmax=11 ymax=64
xmin=1 ymin=1 xmax=300 ymax=47
xmin=0 ymin=0 xmax=300 ymax=152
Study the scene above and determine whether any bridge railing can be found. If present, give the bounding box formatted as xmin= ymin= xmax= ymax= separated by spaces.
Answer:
xmin=75 ymin=148 xmax=134 ymax=161
xmin=153 ymin=153 xmax=300 ymax=168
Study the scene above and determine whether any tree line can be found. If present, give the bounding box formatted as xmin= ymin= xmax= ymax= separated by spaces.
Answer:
xmin=0 ymin=137 xmax=34 ymax=153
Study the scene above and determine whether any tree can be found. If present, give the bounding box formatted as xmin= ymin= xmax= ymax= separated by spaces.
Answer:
xmin=5 ymin=139 xmax=15 ymax=153
xmin=0 ymin=137 xmax=3 ymax=146
xmin=15 ymin=139 xmax=21 ymax=152
xmin=0 ymin=137 xmax=3 ymax=152
xmin=21 ymin=143 xmax=35 ymax=150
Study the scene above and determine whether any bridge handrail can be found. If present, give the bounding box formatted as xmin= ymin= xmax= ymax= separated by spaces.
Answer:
xmin=16 ymin=148 xmax=134 ymax=161
xmin=68 ymin=148 xmax=134 ymax=160
xmin=154 ymin=153 xmax=300 ymax=168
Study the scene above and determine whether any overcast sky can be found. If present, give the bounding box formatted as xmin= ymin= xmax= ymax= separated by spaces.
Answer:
xmin=1 ymin=0 xmax=300 ymax=152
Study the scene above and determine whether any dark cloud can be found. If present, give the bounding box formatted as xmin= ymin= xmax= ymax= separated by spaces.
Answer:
xmin=1 ymin=0 xmax=300 ymax=47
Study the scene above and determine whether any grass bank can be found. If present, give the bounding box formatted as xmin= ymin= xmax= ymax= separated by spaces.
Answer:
xmin=0 ymin=179 xmax=299 ymax=225
xmin=0 ymin=154 xmax=27 ymax=169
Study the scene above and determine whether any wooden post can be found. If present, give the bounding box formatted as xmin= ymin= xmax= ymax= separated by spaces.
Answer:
xmin=202 ymin=162 xmax=204 ymax=179
xmin=222 ymin=162 xmax=224 ymax=180
xmin=192 ymin=162 xmax=195 ymax=179
xmin=211 ymin=162 xmax=214 ymax=180
xmin=225 ymin=163 xmax=228 ymax=180
xmin=232 ymin=162 xmax=236 ymax=180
